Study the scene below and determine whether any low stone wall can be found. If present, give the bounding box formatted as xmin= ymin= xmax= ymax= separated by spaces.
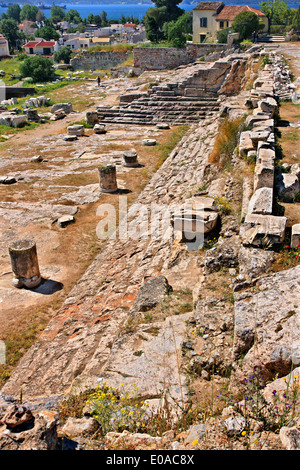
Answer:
xmin=70 ymin=50 xmax=131 ymax=71
xmin=133 ymin=47 xmax=194 ymax=70
xmin=133 ymin=44 xmax=230 ymax=71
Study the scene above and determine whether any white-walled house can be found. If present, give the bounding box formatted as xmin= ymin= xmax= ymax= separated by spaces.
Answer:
xmin=24 ymin=40 xmax=57 ymax=56
xmin=0 ymin=37 xmax=9 ymax=58
xmin=192 ymin=1 xmax=268 ymax=43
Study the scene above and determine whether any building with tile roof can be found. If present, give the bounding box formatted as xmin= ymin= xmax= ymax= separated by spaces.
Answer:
xmin=192 ymin=2 xmax=267 ymax=43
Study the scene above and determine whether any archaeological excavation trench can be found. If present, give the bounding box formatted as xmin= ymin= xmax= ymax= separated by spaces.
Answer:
xmin=0 ymin=45 xmax=299 ymax=437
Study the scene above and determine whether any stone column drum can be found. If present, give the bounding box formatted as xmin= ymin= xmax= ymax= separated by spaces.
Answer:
xmin=98 ymin=165 xmax=118 ymax=193
xmin=8 ymin=239 xmax=42 ymax=288
xmin=122 ymin=149 xmax=139 ymax=167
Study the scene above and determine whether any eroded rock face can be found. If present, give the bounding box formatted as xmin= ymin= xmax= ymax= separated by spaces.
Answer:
xmin=233 ymin=265 xmax=300 ymax=382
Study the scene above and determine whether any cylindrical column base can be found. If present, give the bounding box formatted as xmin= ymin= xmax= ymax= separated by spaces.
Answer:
xmin=8 ymin=239 xmax=41 ymax=289
xmin=98 ymin=165 xmax=118 ymax=193
xmin=122 ymin=149 xmax=139 ymax=167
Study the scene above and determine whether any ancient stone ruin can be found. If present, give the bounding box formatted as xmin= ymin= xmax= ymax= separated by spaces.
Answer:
xmin=0 ymin=44 xmax=299 ymax=451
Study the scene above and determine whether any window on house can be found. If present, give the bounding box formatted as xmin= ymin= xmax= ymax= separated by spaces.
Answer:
xmin=220 ymin=21 xmax=224 ymax=29
xmin=200 ymin=17 xmax=207 ymax=28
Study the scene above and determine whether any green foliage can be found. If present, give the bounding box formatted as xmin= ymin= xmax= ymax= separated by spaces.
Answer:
xmin=20 ymin=55 xmax=55 ymax=83
xmin=232 ymin=11 xmax=260 ymax=40
xmin=6 ymin=4 xmax=21 ymax=22
xmin=20 ymin=4 xmax=39 ymax=22
xmin=65 ymin=8 xmax=82 ymax=24
xmin=86 ymin=383 xmax=148 ymax=436
xmin=144 ymin=6 xmax=167 ymax=43
xmin=53 ymin=46 xmax=73 ymax=64
xmin=218 ymin=367 xmax=300 ymax=436
xmin=0 ymin=18 xmax=23 ymax=54
xmin=163 ymin=12 xmax=192 ymax=48
xmin=35 ymin=24 xmax=60 ymax=41
xmin=260 ymin=0 xmax=289 ymax=32
xmin=144 ymin=0 xmax=185 ymax=43
xmin=216 ymin=27 xmax=229 ymax=44
xmin=50 ymin=5 xmax=65 ymax=23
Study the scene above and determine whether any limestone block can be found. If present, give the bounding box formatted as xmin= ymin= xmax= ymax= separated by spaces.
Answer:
xmin=291 ymin=223 xmax=300 ymax=249
xmin=250 ymin=128 xmax=271 ymax=146
xmin=86 ymin=111 xmax=98 ymax=125
xmin=257 ymin=146 xmax=276 ymax=161
xmin=51 ymin=102 xmax=73 ymax=114
xmin=254 ymin=158 xmax=274 ymax=191
xmin=291 ymin=163 xmax=300 ymax=179
xmin=67 ymin=124 xmax=85 ymax=136
xmin=247 ymin=187 xmax=273 ymax=215
xmin=275 ymin=173 xmax=299 ymax=202
xmin=253 ymin=118 xmax=274 ymax=132
xmin=239 ymin=131 xmax=254 ymax=157
xmin=245 ymin=113 xmax=271 ymax=128
xmin=240 ymin=214 xmax=287 ymax=247
xmin=57 ymin=215 xmax=75 ymax=228
xmin=258 ymin=97 xmax=277 ymax=116
xmin=93 ymin=123 xmax=106 ymax=134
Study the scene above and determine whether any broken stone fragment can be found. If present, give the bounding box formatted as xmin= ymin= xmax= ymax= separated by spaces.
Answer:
xmin=50 ymin=102 xmax=73 ymax=114
xmin=0 ymin=176 xmax=16 ymax=184
xmin=93 ymin=123 xmax=106 ymax=134
xmin=254 ymin=156 xmax=274 ymax=191
xmin=131 ymin=275 xmax=172 ymax=312
xmin=67 ymin=124 xmax=85 ymax=137
xmin=57 ymin=215 xmax=75 ymax=228
xmin=142 ymin=138 xmax=156 ymax=146
xmin=86 ymin=111 xmax=98 ymax=125
xmin=63 ymin=135 xmax=78 ymax=141
xmin=240 ymin=214 xmax=287 ymax=247
xmin=275 ymin=172 xmax=299 ymax=203
xmin=1 ymin=404 xmax=34 ymax=430
xmin=156 ymin=123 xmax=170 ymax=129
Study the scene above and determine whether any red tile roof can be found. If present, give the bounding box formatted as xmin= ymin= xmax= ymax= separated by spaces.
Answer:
xmin=37 ymin=41 xmax=56 ymax=47
xmin=215 ymin=5 xmax=265 ymax=20
xmin=193 ymin=2 xmax=224 ymax=11
xmin=24 ymin=40 xmax=56 ymax=48
xmin=24 ymin=41 xmax=39 ymax=47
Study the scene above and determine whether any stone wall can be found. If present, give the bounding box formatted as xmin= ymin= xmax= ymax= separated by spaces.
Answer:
xmin=70 ymin=50 xmax=131 ymax=71
xmin=133 ymin=44 xmax=230 ymax=71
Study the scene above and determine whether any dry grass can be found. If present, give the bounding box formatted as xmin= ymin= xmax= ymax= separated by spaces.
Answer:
xmin=209 ymin=117 xmax=245 ymax=167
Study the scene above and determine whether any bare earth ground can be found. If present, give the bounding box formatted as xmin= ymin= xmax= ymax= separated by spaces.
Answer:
xmin=0 ymin=71 xmax=183 ymax=340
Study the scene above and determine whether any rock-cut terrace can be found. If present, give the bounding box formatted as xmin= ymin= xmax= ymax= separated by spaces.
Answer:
xmin=0 ymin=43 xmax=299 ymax=451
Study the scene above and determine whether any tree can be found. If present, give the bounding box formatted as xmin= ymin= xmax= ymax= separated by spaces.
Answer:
xmin=20 ymin=5 xmax=39 ymax=22
xmin=163 ymin=12 xmax=192 ymax=47
xmin=6 ymin=4 xmax=21 ymax=23
xmin=144 ymin=7 xmax=167 ymax=42
xmin=292 ymin=4 xmax=300 ymax=30
xmin=35 ymin=24 xmax=60 ymax=41
xmin=143 ymin=0 xmax=184 ymax=43
xmin=20 ymin=55 xmax=54 ymax=82
xmin=65 ymin=9 xmax=82 ymax=24
xmin=53 ymin=46 xmax=73 ymax=64
xmin=0 ymin=18 xmax=22 ymax=53
xmin=260 ymin=0 xmax=289 ymax=33
xmin=153 ymin=0 xmax=184 ymax=21
xmin=232 ymin=11 xmax=260 ymax=41
xmin=50 ymin=5 xmax=65 ymax=23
